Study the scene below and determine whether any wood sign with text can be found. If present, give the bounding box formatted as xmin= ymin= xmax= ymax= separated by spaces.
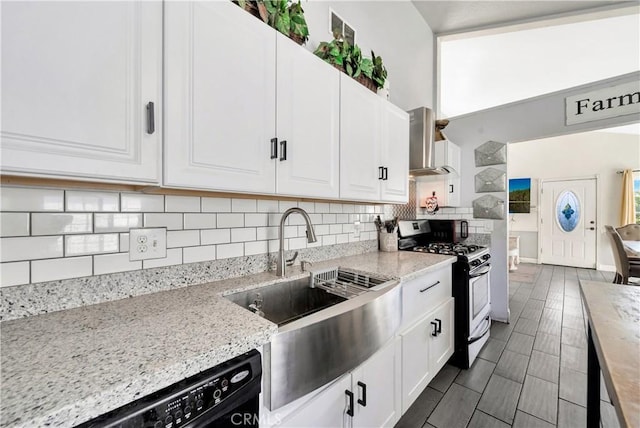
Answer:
xmin=565 ymin=81 xmax=640 ymax=125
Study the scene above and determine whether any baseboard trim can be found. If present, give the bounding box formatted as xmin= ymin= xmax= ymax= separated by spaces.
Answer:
xmin=520 ymin=257 xmax=538 ymax=264
xmin=597 ymin=264 xmax=615 ymax=272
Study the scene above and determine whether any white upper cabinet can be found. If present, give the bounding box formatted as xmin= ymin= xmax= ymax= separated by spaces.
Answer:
xmin=416 ymin=140 xmax=461 ymax=207
xmin=276 ymin=34 xmax=340 ymax=199
xmin=340 ymin=75 xmax=409 ymax=202
xmin=1 ymin=1 xmax=162 ymax=183
xmin=380 ymin=103 xmax=410 ymax=203
xmin=164 ymin=1 xmax=277 ymax=193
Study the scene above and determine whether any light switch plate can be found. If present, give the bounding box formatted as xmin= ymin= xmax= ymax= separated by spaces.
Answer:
xmin=129 ymin=228 xmax=167 ymax=261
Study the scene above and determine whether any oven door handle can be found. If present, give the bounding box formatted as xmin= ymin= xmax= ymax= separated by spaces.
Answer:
xmin=470 ymin=263 xmax=491 ymax=278
xmin=468 ymin=316 xmax=491 ymax=345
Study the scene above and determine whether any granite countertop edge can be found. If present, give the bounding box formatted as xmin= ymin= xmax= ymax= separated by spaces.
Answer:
xmin=1 ymin=251 xmax=455 ymax=428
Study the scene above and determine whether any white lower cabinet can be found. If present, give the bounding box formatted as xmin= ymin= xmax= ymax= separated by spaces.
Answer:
xmin=400 ymin=298 xmax=454 ymax=413
xmin=277 ymin=339 xmax=399 ymax=428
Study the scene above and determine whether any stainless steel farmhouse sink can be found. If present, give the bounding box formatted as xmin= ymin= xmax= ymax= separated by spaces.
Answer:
xmin=224 ymin=276 xmax=348 ymax=326
xmin=224 ymin=267 xmax=401 ymax=410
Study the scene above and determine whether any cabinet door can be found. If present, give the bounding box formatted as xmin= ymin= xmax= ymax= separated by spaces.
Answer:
xmin=353 ymin=339 xmax=399 ymax=427
xmin=164 ymin=1 xmax=276 ymax=193
xmin=416 ymin=178 xmax=447 ymax=209
xmin=400 ymin=315 xmax=433 ymax=413
xmin=1 ymin=1 xmax=161 ymax=183
xmin=276 ymin=35 xmax=340 ymax=198
xmin=278 ymin=374 xmax=352 ymax=428
xmin=435 ymin=140 xmax=461 ymax=207
xmin=429 ymin=298 xmax=455 ymax=372
xmin=339 ymin=75 xmax=382 ymax=201
xmin=380 ymin=102 xmax=410 ymax=203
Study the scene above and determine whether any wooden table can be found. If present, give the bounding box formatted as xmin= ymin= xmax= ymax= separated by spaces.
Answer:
xmin=580 ymin=281 xmax=640 ymax=428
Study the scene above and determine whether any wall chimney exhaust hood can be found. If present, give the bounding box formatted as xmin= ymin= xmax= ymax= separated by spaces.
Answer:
xmin=408 ymin=107 xmax=454 ymax=177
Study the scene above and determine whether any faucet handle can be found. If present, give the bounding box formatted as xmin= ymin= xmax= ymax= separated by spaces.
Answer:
xmin=301 ymin=260 xmax=313 ymax=272
xmin=286 ymin=251 xmax=299 ymax=266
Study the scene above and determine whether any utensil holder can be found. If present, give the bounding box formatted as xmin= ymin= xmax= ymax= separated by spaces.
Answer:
xmin=379 ymin=231 xmax=398 ymax=252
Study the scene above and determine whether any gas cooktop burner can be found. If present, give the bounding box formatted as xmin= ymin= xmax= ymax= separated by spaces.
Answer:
xmin=413 ymin=243 xmax=482 ymax=256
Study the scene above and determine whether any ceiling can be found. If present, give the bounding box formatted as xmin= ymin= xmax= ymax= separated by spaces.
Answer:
xmin=411 ymin=1 xmax=638 ymax=34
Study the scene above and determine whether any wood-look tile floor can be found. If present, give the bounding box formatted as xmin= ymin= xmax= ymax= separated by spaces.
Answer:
xmin=395 ymin=264 xmax=621 ymax=428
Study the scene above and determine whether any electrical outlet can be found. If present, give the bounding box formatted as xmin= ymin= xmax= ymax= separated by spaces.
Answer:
xmin=129 ymin=228 xmax=167 ymax=261
xmin=353 ymin=220 xmax=361 ymax=238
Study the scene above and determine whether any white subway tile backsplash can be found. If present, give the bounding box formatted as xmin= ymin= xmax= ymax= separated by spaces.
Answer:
xmin=323 ymin=214 xmax=337 ymax=224
xmin=309 ymin=214 xmax=323 ymax=224
xmin=143 ymin=248 xmax=183 ymax=269
xmin=1 ymin=236 xmax=63 ymax=262
xmin=288 ymin=237 xmax=307 ymax=250
xmin=269 ymin=239 xmax=288 ymax=252
xmin=288 ymin=212 xmax=308 ymax=226
xmin=1 ymin=187 xmax=64 ymax=212
xmin=0 ymin=261 xmax=30 ymax=287
xmin=121 ymin=193 xmax=164 ymax=212
xmin=166 ymin=196 xmax=200 ymax=213
xmin=94 ymin=213 xmax=142 ymax=233
xmin=268 ymin=213 xmax=284 ymax=226
xmin=298 ymin=202 xmax=315 ymax=213
xmin=184 ymin=213 xmax=216 ymax=230
xmin=343 ymin=223 xmax=354 ymax=233
xmin=322 ymin=235 xmax=336 ymax=246
xmin=183 ymin=245 xmax=216 ymax=263
xmin=94 ymin=253 xmax=141 ymax=275
xmin=119 ymin=233 xmax=129 ymax=252
xmin=245 ymin=213 xmax=268 ymax=227
xmin=217 ymin=213 xmax=244 ymax=228
xmin=202 ymin=197 xmax=231 ymax=213
xmin=366 ymin=205 xmax=376 ymax=214
xmin=66 ymin=191 xmax=119 ymax=212
xmin=329 ymin=203 xmax=343 ymax=213
xmin=167 ymin=230 xmax=200 ymax=248
xmin=284 ymin=225 xmax=298 ymax=239
xmin=31 ymin=256 xmax=92 ymax=283
xmin=279 ymin=201 xmax=298 ymax=212
xmin=343 ymin=204 xmax=355 ymax=213
xmin=308 ymin=240 xmax=322 ymax=248
xmin=231 ymin=228 xmax=256 ymax=243
xmin=315 ymin=202 xmax=330 ymax=213
xmin=336 ymin=214 xmax=349 ymax=223
xmin=336 ymin=234 xmax=349 ymax=244
xmin=349 ymin=234 xmax=361 ymax=243
xmin=315 ymin=224 xmax=329 ymax=236
xmin=65 ymin=234 xmax=119 ymax=256
xmin=244 ymin=240 xmax=268 ymax=256
xmin=232 ymin=198 xmax=257 ymax=213
xmin=256 ymin=226 xmax=278 ymax=241
xmin=329 ymin=224 xmax=343 ymax=234
xmin=216 ymin=243 xmax=243 ymax=259
xmin=201 ymin=229 xmax=231 ymax=245
xmin=32 ymin=213 xmax=92 ymax=236
xmin=257 ymin=200 xmax=279 ymax=213
xmin=0 ymin=213 xmax=30 ymax=237
xmin=144 ymin=213 xmax=183 ymax=230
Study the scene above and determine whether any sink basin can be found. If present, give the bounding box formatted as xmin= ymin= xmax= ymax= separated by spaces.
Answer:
xmin=225 ymin=277 xmax=347 ymax=326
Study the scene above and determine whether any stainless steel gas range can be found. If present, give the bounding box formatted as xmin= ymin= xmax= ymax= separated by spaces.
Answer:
xmin=398 ymin=219 xmax=492 ymax=369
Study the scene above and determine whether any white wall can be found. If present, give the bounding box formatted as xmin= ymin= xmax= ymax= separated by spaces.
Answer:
xmin=508 ymin=131 xmax=640 ymax=269
xmin=302 ymin=0 xmax=434 ymax=110
xmin=445 ymin=72 xmax=640 ymax=322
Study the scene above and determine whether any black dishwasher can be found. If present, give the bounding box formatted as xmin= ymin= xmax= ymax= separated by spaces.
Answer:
xmin=78 ymin=350 xmax=261 ymax=428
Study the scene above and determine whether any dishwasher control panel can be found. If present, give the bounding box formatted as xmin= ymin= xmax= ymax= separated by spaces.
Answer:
xmin=77 ymin=350 xmax=261 ymax=428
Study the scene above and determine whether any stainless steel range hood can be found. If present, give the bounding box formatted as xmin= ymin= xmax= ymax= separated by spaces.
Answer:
xmin=408 ymin=107 xmax=454 ymax=176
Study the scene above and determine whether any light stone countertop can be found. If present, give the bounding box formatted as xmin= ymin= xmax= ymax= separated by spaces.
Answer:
xmin=0 ymin=251 xmax=454 ymax=427
xmin=580 ymin=280 xmax=640 ymax=428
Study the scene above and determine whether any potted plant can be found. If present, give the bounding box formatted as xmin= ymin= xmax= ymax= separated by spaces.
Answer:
xmin=371 ymin=50 xmax=388 ymax=90
xmin=288 ymin=1 xmax=309 ymax=45
xmin=314 ymin=35 xmax=379 ymax=93
xmin=313 ymin=35 xmax=346 ymax=70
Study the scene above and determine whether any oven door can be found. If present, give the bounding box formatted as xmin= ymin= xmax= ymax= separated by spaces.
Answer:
xmin=469 ymin=263 xmax=491 ymax=335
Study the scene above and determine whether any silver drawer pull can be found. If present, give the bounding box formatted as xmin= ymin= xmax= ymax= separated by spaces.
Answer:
xmin=419 ymin=281 xmax=440 ymax=293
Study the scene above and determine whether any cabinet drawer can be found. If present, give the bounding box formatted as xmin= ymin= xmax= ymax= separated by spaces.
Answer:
xmin=401 ymin=267 xmax=452 ymax=328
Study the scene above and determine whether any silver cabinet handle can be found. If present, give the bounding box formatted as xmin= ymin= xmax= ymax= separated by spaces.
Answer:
xmin=146 ymin=102 xmax=155 ymax=134
xmin=419 ymin=280 xmax=440 ymax=293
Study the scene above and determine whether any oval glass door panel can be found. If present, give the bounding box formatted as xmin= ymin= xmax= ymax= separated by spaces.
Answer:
xmin=556 ymin=190 xmax=580 ymax=232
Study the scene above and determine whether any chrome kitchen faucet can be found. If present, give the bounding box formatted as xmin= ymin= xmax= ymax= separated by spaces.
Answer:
xmin=277 ymin=208 xmax=317 ymax=277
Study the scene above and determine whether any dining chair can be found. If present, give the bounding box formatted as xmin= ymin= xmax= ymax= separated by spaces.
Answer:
xmin=616 ymin=224 xmax=640 ymax=241
xmin=605 ymin=225 xmax=640 ymax=284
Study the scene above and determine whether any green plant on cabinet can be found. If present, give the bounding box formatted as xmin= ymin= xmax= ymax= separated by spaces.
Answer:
xmin=234 ymin=0 xmax=309 ymax=45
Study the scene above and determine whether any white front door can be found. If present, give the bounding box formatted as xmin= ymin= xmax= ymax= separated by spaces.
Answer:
xmin=540 ymin=178 xmax=597 ymax=268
